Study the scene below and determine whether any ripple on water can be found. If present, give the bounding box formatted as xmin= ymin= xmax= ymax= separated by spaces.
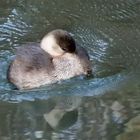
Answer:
xmin=0 ymin=0 xmax=140 ymax=101
xmin=0 ymin=8 xmax=31 ymax=47
xmin=0 ymin=1 xmax=140 ymax=140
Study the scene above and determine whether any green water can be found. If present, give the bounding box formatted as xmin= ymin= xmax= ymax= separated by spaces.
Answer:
xmin=0 ymin=0 xmax=140 ymax=140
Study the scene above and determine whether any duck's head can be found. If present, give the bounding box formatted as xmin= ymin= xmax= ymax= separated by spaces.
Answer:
xmin=40 ymin=29 xmax=76 ymax=57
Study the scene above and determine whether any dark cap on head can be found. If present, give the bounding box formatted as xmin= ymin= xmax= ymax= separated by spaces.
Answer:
xmin=48 ymin=29 xmax=76 ymax=53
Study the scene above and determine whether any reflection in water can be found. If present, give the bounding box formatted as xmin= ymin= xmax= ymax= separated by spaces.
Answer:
xmin=44 ymin=96 xmax=80 ymax=130
xmin=111 ymin=101 xmax=127 ymax=124
xmin=0 ymin=96 xmax=80 ymax=140
xmin=0 ymin=0 xmax=140 ymax=139
xmin=0 ymin=92 xmax=139 ymax=140
xmin=116 ymin=114 xmax=140 ymax=140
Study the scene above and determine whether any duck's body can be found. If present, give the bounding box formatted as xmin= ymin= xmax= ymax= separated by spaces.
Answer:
xmin=8 ymin=29 xmax=92 ymax=89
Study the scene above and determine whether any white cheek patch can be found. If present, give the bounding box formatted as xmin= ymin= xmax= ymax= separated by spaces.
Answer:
xmin=40 ymin=35 xmax=64 ymax=57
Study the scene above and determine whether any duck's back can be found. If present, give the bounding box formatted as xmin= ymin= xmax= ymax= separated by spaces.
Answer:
xmin=8 ymin=43 xmax=55 ymax=89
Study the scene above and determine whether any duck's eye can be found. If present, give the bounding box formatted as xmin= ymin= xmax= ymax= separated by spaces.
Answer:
xmin=62 ymin=47 xmax=68 ymax=51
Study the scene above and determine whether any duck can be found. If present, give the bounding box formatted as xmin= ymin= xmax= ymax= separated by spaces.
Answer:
xmin=7 ymin=29 xmax=92 ymax=89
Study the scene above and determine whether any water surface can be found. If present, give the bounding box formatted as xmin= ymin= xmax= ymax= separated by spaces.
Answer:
xmin=0 ymin=0 xmax=140 ymax=140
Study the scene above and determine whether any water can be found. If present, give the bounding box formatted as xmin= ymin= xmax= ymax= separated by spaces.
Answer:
xmin=0 ymin=0 xmax=140 ymax=140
